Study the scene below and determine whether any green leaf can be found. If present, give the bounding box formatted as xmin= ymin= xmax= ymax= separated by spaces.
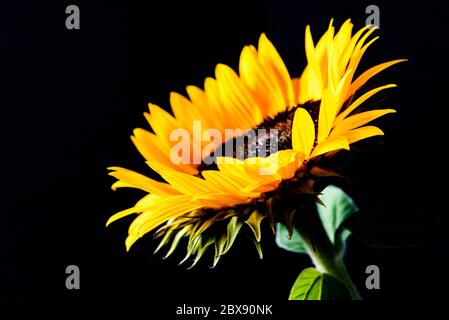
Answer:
xmin=343 ymin=208 xmax=429 ymax=247
xmin=289 ymin=268 xmax=321 ymax=300
xmin=316 ymin=185 xmax=358 ymax=245
xmin=320 ymin=273 xmax=352 ymax=300
xmin=276 ymin=185 xmax=358 ymax=253
xmin=289 ymin=268 xmax=351 ymax=300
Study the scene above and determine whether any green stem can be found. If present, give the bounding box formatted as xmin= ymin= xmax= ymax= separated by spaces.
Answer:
xmin=307 ymin=246 xmax=361 ymax=300
xmin=294 ymin=202 xmax=362 ymax=300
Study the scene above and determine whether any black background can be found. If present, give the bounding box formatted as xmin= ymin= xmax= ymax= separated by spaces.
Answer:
xmin=2 ymin=0 xmax=448 ymax=307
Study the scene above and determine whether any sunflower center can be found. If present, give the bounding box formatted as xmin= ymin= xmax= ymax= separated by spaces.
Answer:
xmin=197 ymin=100 xmax=320 ymax=175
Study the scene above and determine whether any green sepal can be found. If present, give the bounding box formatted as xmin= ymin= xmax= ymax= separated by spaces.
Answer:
xmin=245 ymin=210 xmax=265 ymax=242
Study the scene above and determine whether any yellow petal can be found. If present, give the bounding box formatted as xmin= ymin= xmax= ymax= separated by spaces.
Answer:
xmin=303 ymin=25 xmax=324 ymax=100
xmin=186 ymin=85 xmax=223 ymax=131
xmin=169 ymin=92 xmax=205 ymax=162
xmin=343 ymin=126 xmax=384 ymax=144
xmin=204 ymin=77 xmax=227 ymax=125
xmin=258 ymin=33 xmax=296 ymax=107
xmin=273 ymin=150 xmax=304 ymax=179
xmin=243 ymin=156 xmax=279 ymax=178
xmin=311 ymin=137 xmax=349 ymax=158
xmin=131 ymin=131 xmax=198 ymax=175
xmin=333 ymin=19 xmax=353 ymax=61
xmin=151 ymin=166 xmax=210 ymax=196
xmin=216 ymin=157 xmax=262 ymax=186
xmin=317 ymin=89 xmax=338 ymax=144
xmin=215 ymin=63 xmax=261 ymax=128
xmin=291 ymin=77 xmax=300 ymax=104
xmin=335 ymin=84 xmax=397 ymax=125
xmin=108 ymin=166 xmax=180 ymax=196
xmin=292 ymin=108 xmax=315 ymax=159
xmin=107 ymin=207 xmax=139 ymax=227
xmin=244 ymin=178 xmax=281 ymax=194
xmin=338 ymin=25 xmax=368 ymax=74
xmin=349 ymin=27 xmax=377 ymax=64
xmin=347 ymin=35 xmax=379 ymax=80
xmin=145 ymin=103 xmax=178 ymax=147
xmin=106 ymin=194 xmax=161 ymax=227
xmin=347 ymin=59 xmax=406 ymax=99
xmin=192 ymin=192 xmax=253 ymax=208
xmin=332 ymin=109 xmax=396 ymax=136
xmin=201 ymin=170 xmax=249 ymax=194
xmin=334 ymin=69 xmax=354 ymax=112
xmin=239 ymin=45 xmax=285 ymax=116
xmin=126 ymin=196 xmax=201 ymax=250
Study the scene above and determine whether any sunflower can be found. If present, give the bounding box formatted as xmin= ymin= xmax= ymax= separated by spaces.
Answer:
xmin=107 ymin=19 xmax=404 ymax=268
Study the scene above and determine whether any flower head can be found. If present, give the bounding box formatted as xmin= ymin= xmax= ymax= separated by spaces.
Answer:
xmin=107 ymin=19 xmax=404 ymax=267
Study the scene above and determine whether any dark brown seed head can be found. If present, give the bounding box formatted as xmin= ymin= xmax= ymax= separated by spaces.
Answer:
xmin=197 ymin=100 xmax=320 ymax=176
